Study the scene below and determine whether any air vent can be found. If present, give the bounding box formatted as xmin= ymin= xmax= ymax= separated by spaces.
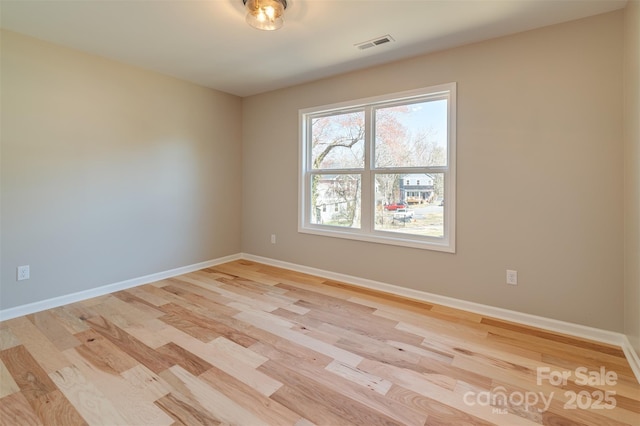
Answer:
xmin=355 ymin=34 xmax=395 ymax=50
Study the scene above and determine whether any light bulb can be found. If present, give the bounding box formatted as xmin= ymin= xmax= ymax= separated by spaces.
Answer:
xmin=244 ymin=0 xmax=286 ymax=31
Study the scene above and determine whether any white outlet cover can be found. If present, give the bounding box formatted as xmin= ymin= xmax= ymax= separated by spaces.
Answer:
xmin=17 ymin=265 xmax=30 ymax=281
xmin=506 ymin=269 xmax=518 ymax=285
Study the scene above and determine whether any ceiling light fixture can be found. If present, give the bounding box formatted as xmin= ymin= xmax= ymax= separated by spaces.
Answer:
xmin=242 ymin=0 xmax=288 ymax=31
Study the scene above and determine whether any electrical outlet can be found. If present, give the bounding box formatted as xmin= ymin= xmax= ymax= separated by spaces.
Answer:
xmin=17 ymin=265 xmax=30 ymax=281
xmin=271 ymin=234 xmax=276 ymax=244
xmin=506 ymin=269 xmax=518 ymax=285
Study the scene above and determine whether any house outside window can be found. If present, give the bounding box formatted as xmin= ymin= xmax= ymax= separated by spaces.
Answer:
xmin=299 ymin=83 xmax=456 ymax=252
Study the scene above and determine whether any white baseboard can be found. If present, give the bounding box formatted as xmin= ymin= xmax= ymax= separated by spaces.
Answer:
xmin=241 ymin=253 xmax=640 ymax=383
xmin=621 ymin=336 xmax=640 ymax=384
xmin=0 ymin=253 xmax=241 ymax=322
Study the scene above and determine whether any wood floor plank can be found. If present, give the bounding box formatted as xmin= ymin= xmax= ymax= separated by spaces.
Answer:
xmin=73 ymin=329 xmax=139 ymax=374
xmin=159 ymin=278 xmax=238 ymax=313
xmin=31 ymin=390 xmax=87 ymax=426
xmin=325 ymin=359 xmax=393 ymax=395
xmin=540 ymin=352 xmax=639 ymax=392
xmin=120 ymin=364 xmax=173 ymax=401
xmin=84 ymin=316 xmax=173 ymax=374
xmin=385 ymin=338 xmax=454 ymax=363
xmin=154 ymin=392 xmax=222 ymax=426
xmin=486 ymin=322 xmax=635 ymax=369
xmin=449 ymin=354 xmax=562 ymax=404
xmin=277 ymin=282 xmax=378 ymax=316
xmin=62 ymin=348 xmax=174 ymax=426
xmin=317 ymin=322 xmax=430 ymax=373
xmin=360 ymin=358 xmax=540 ymax=425
xmin=212 ymin=262 xmax=290 ymax=286
xmin=321 ymin=279 xmax=436 ymax=312
xmin=126 ymin=285 xmax=175 ymax=307
xmin=159 ymin=312 xmax=221 ymax=342
xmin=235 ymin=309 xmax=364 ymax=366
xmin=155 ymin=342 xmax=213 ymax=376
xmin=416 ymin=356 xmax=493 ymax=390
xmin=398 ymin=320 xmax=546 ymax=374
xmin=346 ymin=295 xmax=452 ymax=334
xmin=297 ymin=299 xmax=428 ymax=347
xmin=250 ymin=329 xmax=335 ymax=368
xmin=139 ymin=283 xmax=212 ymax=313
xmin=260 ymin=359 xmax=406 ymax=426
xmin=268 ymin=380 xmax=360 ymax=426
xmin=199 ymin=363 xmax=307 ymax=425
xmin=558 ymin=377 xmax=640 ymax=416
xmin=121 ymin=319 xmax=177 ymax=350
xmin=429 ymin=304 xmax=485 ymax=323
xmin=27 ymin=311 xmax=82 ymax=352
xmin=217 ymin=275 xmax=290 ymax=295
xmin=487 ymin=328 xmax=633 ymax=373
xmin=231 ymin=302 xmax=299 ymax=329
xmin=160 ymin=302 xmax=257 ymax=347
xmin=4 ymin=318 xmax=71 ymax=374
xmin=157 ymin=369 xmax=230 ymax=424
xmin=375 ymin=306 xmax=490 ymax=341
xmin=0 ymin=327 xmax=21 ymax=352
xmin=0 ymin=391 xmax=43 ymax=426
xmin=89 ymin=297 xmax=175 ymax=349
xmin=0 ymin=359 xmax=20 ymax=399
xmin=0 ymin=345 xmax=57 ymax=403
xmin=385 ymin=384 xmax=494 ymax=426
xmin=177 ymin=273 xmax=280 ymax=313
xmin=0 ymin=259 xmax=637 ymax=426
xmin=49 ymin=306 xmax=91 ymax=335
xmin=493 ymin=379 xmax=634 ymax=426
xmin=216 ymin=277 xmax=309 ymax=314
xmin=49 ymin=365 xmax=129 ymax=426
xmin=480 ymin=317 xmax=627 ymax=358
xmin=165 ymin=365 xmax=270 ymax=426
xmin=157 ymin=325 xmax=283 ymax=397
xmin=251 ymin=341 xmax=428 ymax=426
xmin=209 ymin=336 xmax=268 ymax=368
xmin=111 ymin=290 xmax=167 ymax=318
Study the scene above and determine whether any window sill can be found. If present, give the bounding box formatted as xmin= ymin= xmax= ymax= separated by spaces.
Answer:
xmin=298 ymin=225 xmax=455 ymax=253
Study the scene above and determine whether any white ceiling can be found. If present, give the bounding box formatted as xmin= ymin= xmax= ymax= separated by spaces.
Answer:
xmin=0 ymin=0 xmax=627 ymax=97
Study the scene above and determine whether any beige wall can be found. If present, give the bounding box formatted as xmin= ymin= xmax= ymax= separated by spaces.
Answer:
xmin=0 ymin=30 xmax=243 ymax=309
xmin=624 ymin=1 xmax=640 ymax=353
xmin=242 ymin=11 xmax=625 ymax=331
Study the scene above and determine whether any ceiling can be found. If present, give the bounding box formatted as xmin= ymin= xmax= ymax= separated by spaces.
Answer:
xmin=0 ymin=0 xmax=628 ymax=97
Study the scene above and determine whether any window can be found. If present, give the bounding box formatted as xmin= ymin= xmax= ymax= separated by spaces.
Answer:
xmin=299 ymin=83 xmax=456 ymax=252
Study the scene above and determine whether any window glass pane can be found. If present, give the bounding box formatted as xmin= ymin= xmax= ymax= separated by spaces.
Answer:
xmin=375 ymin=173 xmax=444 ymax=237
xmin=374 ymin=99 xmax=447 ymax=168
xmin=311 ymin=111 xmax=365 ymax=169
xmin=311 ymin=174 xmax=361 ymax=228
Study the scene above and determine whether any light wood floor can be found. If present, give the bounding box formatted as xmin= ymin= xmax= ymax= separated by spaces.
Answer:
xmin=0 ymin=260 xmax=638 ymax=426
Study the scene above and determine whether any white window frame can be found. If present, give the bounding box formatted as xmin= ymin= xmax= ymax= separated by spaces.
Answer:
xmin=298 ymin=83 xmax=456 ymax=252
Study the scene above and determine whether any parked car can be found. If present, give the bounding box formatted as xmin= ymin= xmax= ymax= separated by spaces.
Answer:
xmin=384 ymin=201 xmax=408 ymax=211
xmin=393 ymin=209 xmax=414 ymax=222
